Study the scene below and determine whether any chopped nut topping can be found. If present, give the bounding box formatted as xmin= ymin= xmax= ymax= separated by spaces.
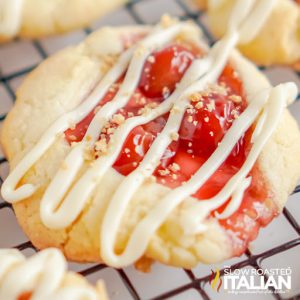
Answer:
xmin=137 ymin=103 xmax=157 ymax=116
xmin=189 ymin=93 xmax=202 ymax=102
xmin=169 ymin=163 xmax=180 ymax=173
xmin=68 ymin=135 xmax=77 ymax=141
xmin=136 ymin=96 xmax=147 ymax=105
xmin=231 ymin=109 xmax=239 ymax=119
xmin=112 ymin=113 xmax=125 ymax=125
xmin=138 ymin=106 xmax=152 ymax=116
xmin=83 ymin=148 xmax=94 ymax=161
xmin=107 ymin=127 xmax=115 ymax=135
xmin=147 ymin=55 xmax=155 ymax=63
xmin=232 ymin=71 xmax=239 ymax=78
xmin=102 ymin=54 xmax=118 ymax=67
xmin=95 ymin=139 xmax=108 ymax=154
xmin=86 ymin=135 xmax=92 ymax=142
xmin=187 ymin=115 xmax=193 ymax=123
xmin=195 ymin=101 xmax=204 ymax=109
xmin=206 ymin=100 xmax=215 ymax=112
xmin=187 ymin=107 xmax=196 ymax=114
xmin=158 ymin=169 xmax=170 ymax=176
xmin=200 ymin=91 xmax=211 ymax=97
xmin=229 ymin=95 xmax=242 ymax=103
xmin=147 ymin=102 xmax=158 ymax=109
xmin=206 ymin=83 xmax=228 ymax=96
xmin=170 ymin=132 xmax=179 ymax=141
xmin=172 ymin=174 xmax=178 ymax=180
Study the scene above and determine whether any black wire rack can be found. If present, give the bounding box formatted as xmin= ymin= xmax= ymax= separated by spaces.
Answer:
xmin=0 ymin=0 xmax=300 ymax=299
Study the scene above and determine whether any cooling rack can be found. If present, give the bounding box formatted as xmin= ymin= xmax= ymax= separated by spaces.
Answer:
xmin=0 ymin=0 xmax=300 ymax=299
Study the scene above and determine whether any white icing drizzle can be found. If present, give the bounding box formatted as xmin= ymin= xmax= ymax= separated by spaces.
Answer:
xmin=229 ymin=0 xmax=276 ymax=44
xmin=0 ymin=0 xmax=24 ymax=37
xmin=208 ymin=0 xmax=276 ymax=44
xmin=0 ymin=248 xmax=98 ymax=300
xmin=1 ymin=0 xmax=297 ymax=268
xmin=1 ymin=23 xmax=188 ymax=203
xmin=101 ymin=83 xmax=296 ymax=266
xmin=40 ymin=57 xmax=209 ymax=229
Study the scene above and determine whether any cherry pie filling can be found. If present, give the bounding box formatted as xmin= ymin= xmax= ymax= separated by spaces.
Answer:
xmin=18 ymin=292 xmax=32 ymax=300
xmin=65 ymin=42 xmax=277 ymax=256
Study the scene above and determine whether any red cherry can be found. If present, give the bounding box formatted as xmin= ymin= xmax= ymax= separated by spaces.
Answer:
xmin=64 ymin=42 xmax=274 ymax=257
xmin=172 ymin=149 xmax=205 ymax=179
xmin=65 ymin=84 xmax=118 ymax=143
xmin=179 ymin=95 xmax=238 ymax=158
xmin=139 ymin=44 xmax=195 ymax=99
xmin=114 ymin=126 xmax=154 ymax=176
xmin=18 ymin=292 xmax=32 ymax=300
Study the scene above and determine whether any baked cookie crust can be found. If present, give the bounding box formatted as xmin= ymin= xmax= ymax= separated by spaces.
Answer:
xmin=193 ymin=0 xmax=300 ymax=68
xmin=0 ymin=248 xmax=108 ymax=299
xmin=1 ymin=23 xmax=300 ymax=269
xmin=0 ymin=0 xmax=127 ymax=42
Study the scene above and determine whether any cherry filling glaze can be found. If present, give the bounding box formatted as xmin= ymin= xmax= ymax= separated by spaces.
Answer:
xmin=65 ymin=43 xmax=277 ymax=256
xmin=18 ymin=292 xmax=32 ymax=300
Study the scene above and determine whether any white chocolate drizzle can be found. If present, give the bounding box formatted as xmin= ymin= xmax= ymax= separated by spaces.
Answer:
xmin=1 ymin=0 xmax=297 ymax=268
xmin=0 ymin=0 xmax=24 ymax=38
xmin=0 ymin=248 xmax=99 ymax=300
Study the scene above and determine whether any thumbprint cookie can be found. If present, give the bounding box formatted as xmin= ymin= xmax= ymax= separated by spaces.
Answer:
xmin=194 ymin=0 xmax=300 ymax=68
xmin=0 ymin=248 xmax=108 ymax=299
xmin=0 ymin=0 xmax=127 ymax=42
xmin=1 ymin=9 xmax=300 ymax=269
